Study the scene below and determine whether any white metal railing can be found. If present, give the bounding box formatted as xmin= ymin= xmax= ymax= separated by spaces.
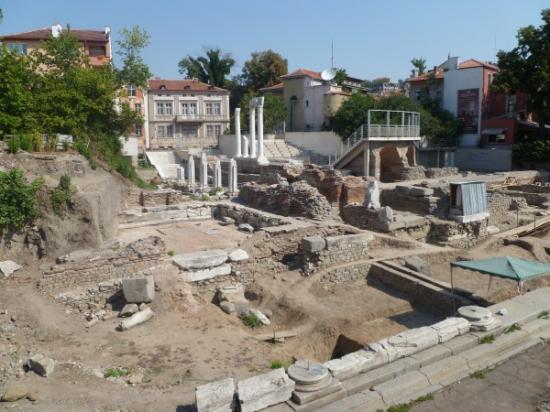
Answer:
xmin=331 ymin=110 xmax=421 ymax=166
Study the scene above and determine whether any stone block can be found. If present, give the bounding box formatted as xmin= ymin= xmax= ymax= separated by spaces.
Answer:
xmin=238 ymin=223 xmax=255 ymax=233
xmin=301 ymin=236 xmax=326 ymax=253
xmin=182 ymin=264 xmax=232 ymax=282
xmin=395 ymin=185 xmax=410 ymax=195
xmin=410 ymin=344 xmax=452 ymax=367
xmin=316 ymin=390 xmax=385 ymax=412
xmin=27 ymin=353 xmax=55 ymax=377
xmin=409 ymin=186 xmax=434 ymax=197
xmin=387 ymin=327 xmax=439 ymax=355
xmin=0 ymin=260 xmax=21 ymax=277
xmin=419 ymin=355 xmax=471 ymax=386
xmin=119 ymin=303 xmax=139 ymax=317
xmin=430 ymin=317 xmax=470 ymax=343
xmin=404 ymin=256 xmax=431 ymax=275
xmin=290 ymin=380 xmax=345 ymax=409
xmin=237 ymin=368 xmax=295 ymax=412
xmin=228 ymin=249 xmax=249 ymax=262
xmin=196 ymin=377 xmax=235 ymax=412
xmin=173 ymin=249 xmax=228 ymax=270
xmin=324 ymin=351 xmax=373 ymax=380
xmin=122 ymin=276 xmax=155 ymax=303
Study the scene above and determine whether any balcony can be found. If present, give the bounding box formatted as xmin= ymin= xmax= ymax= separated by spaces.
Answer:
xmin=176 ymin=114 xmax=228 ymax=122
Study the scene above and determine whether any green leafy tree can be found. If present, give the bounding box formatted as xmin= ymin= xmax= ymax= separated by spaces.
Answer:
xmin=362 ymin=77 xmax=391 ymax=88
xmin=0 ymin=47 xmax=39 ymax=135
xmin=116 ymin=26 xmax=152 ymax=89
xmin=334 ymin=68 xmax=347 ymax=85
xmin=0 ymin=168 xmax=43 ymax=231
xmin=411 ymin=57 xmax=427 ymax=76
xmin=35 ymin=29 xmax=86 ymax=72
xmin=493 ymin=8 xmax=550 ymax=137
xmin=241 ymin=49 xmax=287 ymax=91
xmin=178 ymin=48 xmax=235 ymax=87
xmin=239 ymin=93 xmax=287 ymax=133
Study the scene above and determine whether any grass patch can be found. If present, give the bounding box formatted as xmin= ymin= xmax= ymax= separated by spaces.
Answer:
xmin=104 ymin=367 xmax=130 ymax=378
xmin=504 ymin=323 xmax=521 ymax=334
xmin=385 ymin=394 xmax=434 ymax=412
xmin=50 ymin=174 xmax=73 ymax=217
xmin=270 ymin=359 xmax=291 ymax=369
xmin=480 ymin=334 xmax=495 ymax=344
xmin=241 ymin=313 xmax=262 ymax=329
xmin=470 ymin=370 xmax=485 ymax=379
xmin=538 ymin=310 xmax=549 ymax=320
xmin=167 ymin=250 xmax=175 ymax=257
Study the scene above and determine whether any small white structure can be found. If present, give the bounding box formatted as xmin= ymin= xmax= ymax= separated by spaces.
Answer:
xmin=213 ymin=159 xmax=222 ymax=189
xmin=177 ymin=166 xmax=185 ymax=185
xmin=249 ymin=104 xmax=256 ymax=158
xmin=200 ymin=152 xmax=208 ymax=191
xmin=187 ymin=155 xmax=195 ymax=190
xmin=228 ymin=158 xmax=238 ymax=195
xmin=235 ymin=108 xmax=242 ymax=157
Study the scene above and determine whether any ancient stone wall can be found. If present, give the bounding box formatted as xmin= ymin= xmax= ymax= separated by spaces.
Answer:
xmin=301 ymin=233 xmax=372 ymax=275
xmin=215 ymin=204 xmax=289 ymax=228
xmin=37 ymin=237 xmax=165 ymax=293
xmin=125 ymin=189 xmax=186 ymax=208
xmin=427 ymin=218 xmax=488 ymax=248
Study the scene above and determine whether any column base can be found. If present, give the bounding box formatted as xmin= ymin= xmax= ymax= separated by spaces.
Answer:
xmin=256 ymin=155 xmax=269 ymax=165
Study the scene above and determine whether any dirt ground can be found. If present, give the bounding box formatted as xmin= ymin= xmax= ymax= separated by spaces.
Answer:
xmin=413 ymin=342 xmax=550 ymax=412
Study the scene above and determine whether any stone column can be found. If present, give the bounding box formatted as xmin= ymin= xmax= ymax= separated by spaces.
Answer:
xmin=242 ymin=135 xmax=249 ymax=158
xmin=187 ymin=155 xmax=195 ymax=190
xmin=228 ymin=158 xmax=238 ymax=195
xmin=249 ymin=106 xmax=256 ymax=158
xmin=235 ymin=108 xmax=242 ymax=157
xmin=256 ymin=99 xmax=268 ymax=165
xmin=200 ymin=152 xmax=208 ymax=191
xmin=213 ymin=159 xmax=222 ymax=189
xmin=177 ymin=165 xmax=185 ymax=184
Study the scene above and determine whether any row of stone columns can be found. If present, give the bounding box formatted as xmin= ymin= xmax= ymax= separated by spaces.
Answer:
xmin=234 ymin=98 xmax=268 ymax=164
xmin=177 ymin=155 xmax=238 ymax=194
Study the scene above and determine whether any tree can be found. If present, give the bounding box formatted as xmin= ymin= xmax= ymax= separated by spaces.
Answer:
xmin=241 ymin=49 xmax=287 ymax=91
xmin=116 ymin=26 xmax=152 ymax=89
xmin=178 ymin=48 xmax=235 ymax=87
xmin=0 ymin=168 xmax=43 ymax=231
xmin=36 ymin=29 xmax=86 ymax=72
xmin=411 ymin=57 xmax=427 ymax=76
xmin=493 ymin=8 xmax=550 ymax=137
xmin=334 ymin=68 xmax=347 ymax=85
xmin=239 ymin=93 xmax=287 ymax=133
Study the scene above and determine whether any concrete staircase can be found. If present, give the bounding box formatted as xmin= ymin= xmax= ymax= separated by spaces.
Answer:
xmin=145 ymin=150 xmax=181 ymax=180
xmin=263 ymin=140 xmax=303 ymax=159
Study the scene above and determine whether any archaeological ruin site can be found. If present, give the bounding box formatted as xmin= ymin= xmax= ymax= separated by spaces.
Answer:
xmin=1 ymin=130 xmax=550 ymax=412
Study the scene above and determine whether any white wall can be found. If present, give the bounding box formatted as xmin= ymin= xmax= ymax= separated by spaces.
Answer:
xmin=443 ymin=67 xmax=483 ymax=147
xmin=120 ymin=136 xmax=138 ymax=157
xmin=219 ymin=134 xmax=238 ymax=157
xmin=285 ymin=131 xmax=342 ymax=156
xmin=303 ymin=84 xmax=328 ymax=131
xmin=455 ymin=147 xmax=512 ymax=172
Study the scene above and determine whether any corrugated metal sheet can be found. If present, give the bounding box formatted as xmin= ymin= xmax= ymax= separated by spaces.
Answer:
xmin=460 ymin=182 xmax=487 ymax=215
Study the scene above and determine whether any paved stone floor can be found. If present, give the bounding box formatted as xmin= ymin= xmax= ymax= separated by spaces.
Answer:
xmin=414 ymin=342 xmax=550 ymax=412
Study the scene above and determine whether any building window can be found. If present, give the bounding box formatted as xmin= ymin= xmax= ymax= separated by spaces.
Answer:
xmin=181 ymin=102 xmax=197 ymax=115
xmin=507 ymin=94 xmax=517 ymax=113
xmin=156 ymin=125 xmax=174 ymax=138
xmin=205 ymin=102 xmax=221 ymax=116
xmin=206 ymin=125 xmax=222 ymax=138
xmin=89 ymin=45 xmax=106 ymax=57
xmin=180 ymin=125 xmax=198 ymax=137
xmin=7 ymin=43 xmax=27 ymax=55
xmin=134 ymin=103 xmax=141 ymax=113
xmin=128 ymin=84 xmax=137 ymax=97
xmin=135 ymin=124 xmax=142 ymax=136
xmin=306 ymin=100 xmax=309 ymax=108
xmin=156 ymin=101 xmax=173 ymax=116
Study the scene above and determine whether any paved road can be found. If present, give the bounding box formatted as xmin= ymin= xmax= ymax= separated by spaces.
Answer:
xmin=414 ymin=342 xmax=550 ymax=412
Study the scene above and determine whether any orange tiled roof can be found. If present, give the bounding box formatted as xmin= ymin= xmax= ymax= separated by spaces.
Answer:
xmin=458 ymin=59 xmax=498 ymax=70
xmin=148 ymin=79 xmax=228 ymax=93
xmin=408 ymin=70 xmax=444 ymax=83
xmin=281 ymin=68 xmax=322 ymax=80
xmin=259 ymin=82 xmax=284 ymax=92
xmin=1 ymin=27 xmax=109 ymax=43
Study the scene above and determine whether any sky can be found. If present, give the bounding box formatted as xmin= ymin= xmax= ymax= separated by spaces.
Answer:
xmin=0 ymin=0 xmax=547 ymax=82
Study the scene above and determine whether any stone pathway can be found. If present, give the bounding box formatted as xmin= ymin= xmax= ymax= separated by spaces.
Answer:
xmin=413 ymin=342 xmax=550 ymax=412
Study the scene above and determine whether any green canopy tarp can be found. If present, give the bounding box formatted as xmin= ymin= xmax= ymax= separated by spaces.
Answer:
xmin=451 ymin=256 xmax=550 ymax=281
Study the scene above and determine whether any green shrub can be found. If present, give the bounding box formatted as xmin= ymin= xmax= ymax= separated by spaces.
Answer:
xmin=538 ymin=310 xmax=549 ymax=320
xmin=62 ymin=140 xmax=70 ymax=151
xmin=19 ymin=134 xmax=33 ymax=151
xmin=514 ymin=139 xmax=550 ymax=165
xmin=504 ymin=323 xmax=521 ymax=334
xmin=241 ymin=313 xmax=262 ymax=329
xmin=210 ymin=187 xmax=224 ymax=196
xmin=470 ymin=370 xmax=485 ymax=379
xmin=7 ymin=136 xmax=20 ymax=154
xmin=480 ymin=334 xmax=495 ymax=344
xmin=75 ymin=140 xmax=92 ymax=160
xmin=270 ymin=359 xmax=291 ymax=369
xmin=51 ymin=174 xmax=73 ymax=216
xmin=103 ymin=367 xmax=130 ymax=378
xmin=32 ymin=135 xmax=43 ymax=152
xmin=167 ymin=250 xmax=175 ymax=257
xmin=0 ymin=168 xmax=43 ymax=231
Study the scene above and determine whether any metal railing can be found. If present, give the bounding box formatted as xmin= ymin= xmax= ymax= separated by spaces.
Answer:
xmin=331 ymin=110 xmax=421 ymax=166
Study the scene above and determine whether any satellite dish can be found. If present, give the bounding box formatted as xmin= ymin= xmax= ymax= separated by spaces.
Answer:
xmin=321 ymin=68 xmax=337 ymax=81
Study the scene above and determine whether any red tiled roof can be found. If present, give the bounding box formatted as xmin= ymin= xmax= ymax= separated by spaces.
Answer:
xmin=1 ymin=27 xmax=109 ymax=43
xmin=281 ymin=68 xmax=322 ymax=80
xmin=458 ymin=59 xmax=499 ymax=71
xmin=408 ymin=70 xmax=444 ymax=83
xmin=259 ymin=82 xmax=284 ymax=92
xmin=148 ymin=79 xmax=228 ymax=93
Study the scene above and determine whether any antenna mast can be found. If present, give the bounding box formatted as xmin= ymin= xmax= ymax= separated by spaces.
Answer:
xmin=331 ymin=41 xmax=334 ymax=69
